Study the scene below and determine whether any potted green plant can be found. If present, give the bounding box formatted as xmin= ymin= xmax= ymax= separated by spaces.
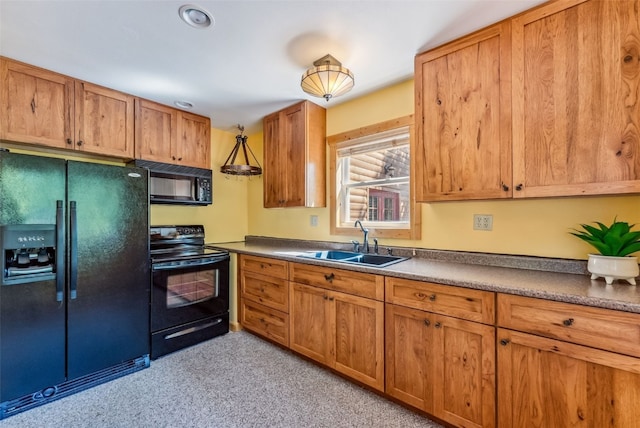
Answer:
xmin=570 ymin=218 xmax=640 ymax=285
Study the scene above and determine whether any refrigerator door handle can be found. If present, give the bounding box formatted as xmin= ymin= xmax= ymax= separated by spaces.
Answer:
xmin=69 ymin=200 xmax=78 ymax=299
xmin=55 ymin=200 xmax=65 ymax=302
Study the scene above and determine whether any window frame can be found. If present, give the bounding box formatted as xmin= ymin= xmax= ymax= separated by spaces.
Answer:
xmin=327 ymin=115 xmax=421 ymax=240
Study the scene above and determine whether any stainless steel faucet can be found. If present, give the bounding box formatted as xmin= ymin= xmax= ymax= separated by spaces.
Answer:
xmin=354 ymin=220 xmax=369 ymax=253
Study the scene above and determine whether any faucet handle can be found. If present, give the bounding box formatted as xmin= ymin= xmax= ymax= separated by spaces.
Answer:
xmin=373 ymin=238 xmax=379 ymax=254
xmin=350 ymin=240 xmax=360 ymax=252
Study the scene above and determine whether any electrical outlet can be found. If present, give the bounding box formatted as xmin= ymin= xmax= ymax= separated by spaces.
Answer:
xmin=310 ymin=215 xmax=318 ymax=227
xmin=473 ymin=214 xmax=493 ymax=231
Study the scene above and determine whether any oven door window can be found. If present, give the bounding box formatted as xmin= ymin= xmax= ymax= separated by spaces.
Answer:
xmin=152 ymin=260 xmax=229 ymax=333
xmin=167 ymin=269 xmax=218 ymax=308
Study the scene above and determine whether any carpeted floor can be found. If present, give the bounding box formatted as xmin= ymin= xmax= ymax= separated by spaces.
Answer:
xmin=0 ymin=330 xmax=442 ymax=428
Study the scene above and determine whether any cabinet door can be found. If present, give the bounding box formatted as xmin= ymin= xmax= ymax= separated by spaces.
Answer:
xmin=135 ymin=98 xmax=177 ymax=163
xmin=433 ymin=314 xmax=495 ymax=428
xmin=280 ymin=102 xmax=306 ymax=207
xmin=263 ymin=110 xmax=283 ymax=207
xmin=289 ymin=282 xmax=332 ymax=365
xmin=75 ymin=81 xmax=134 ymax=158
xmin=0 ymin=58 xmax=74 ymax=149
xmin=385 ymin=304 xmax=435 ymax=412
xmin=415 ymin=22 xmax=512 ymax=201
xmin=498 ymin=328 xmax=640 ymax=428
xmin=177 ymin=111 xmax=211 ymax=169
xmin=333 ymin=291 xmax=384 ymax=391
xmin=512 ymin=0 xmax=640 ymax=197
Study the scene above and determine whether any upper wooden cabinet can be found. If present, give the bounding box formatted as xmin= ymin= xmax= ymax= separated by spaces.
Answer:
xmin=511 ymin=0 xmax=640 ymax=197
xmin=415 ymin=0 xmax=640 ymax=201
xmin=263 ymin=100 xmax=326 ymax=208
xmin=135 ymin=98 xmax=211 ymax=169
xmin=415 ymin=22 xmax=512 ymax=202
xmin=1 ymin=57 xmax=134 ymax=158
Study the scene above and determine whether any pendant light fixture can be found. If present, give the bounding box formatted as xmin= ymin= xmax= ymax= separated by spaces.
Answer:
xmin=220 ymin=125 xmax=262 ymax=176
xmin=301 ymin=54 xmax=354 ymax=101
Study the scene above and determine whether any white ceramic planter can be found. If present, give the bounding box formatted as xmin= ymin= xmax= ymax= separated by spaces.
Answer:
xmin=587 ymin=254 xmax=639 ymax=285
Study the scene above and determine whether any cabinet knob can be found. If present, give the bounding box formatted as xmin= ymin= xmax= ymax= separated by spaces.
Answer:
xmin=67 ymin=138 xmax=73 ymax=145
xmin=501 ymin=182 xmax=509 ymax=191
xmin=515 ymin=183 xmax=523 ymax=191
xmin=424 ymin=319 xmax=431 ymax=327
xmin=563 ymin=318 xmax=574 ymax=326
xmin=434 ymin=322 xmax=442 ymax=328
xmin=324 ymin=273 xmax=335 ymax=282
xmin=500 ymin=339 xmax=510 ymax=346
xmin=178 ymin=157 xmax=182 ymax=161
xmin=429 ymin=294 xmax=436 ymax=301
xmin=328 ymin=296 xmax=334 ymax=301
xmin=76 ymin=140 xmax=83 ymax=146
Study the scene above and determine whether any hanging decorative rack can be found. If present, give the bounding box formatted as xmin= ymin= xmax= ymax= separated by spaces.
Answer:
xmin=220 ymin=125 xmax=262 ymax=176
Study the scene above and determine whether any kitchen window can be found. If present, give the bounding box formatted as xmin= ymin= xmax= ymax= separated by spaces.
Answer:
xmin=328 ymin=115 xmax=420 ymax=240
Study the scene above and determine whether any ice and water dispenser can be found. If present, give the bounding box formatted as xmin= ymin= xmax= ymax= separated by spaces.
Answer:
xmin=1 ymin=224 xmax=57 ymax=286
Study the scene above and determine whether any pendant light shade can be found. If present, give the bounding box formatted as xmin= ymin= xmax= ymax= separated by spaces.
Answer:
xmin=220 ymin=125 xmax=262 ymax=176
xmin=301 ymin=54 xmax=354 ymax=101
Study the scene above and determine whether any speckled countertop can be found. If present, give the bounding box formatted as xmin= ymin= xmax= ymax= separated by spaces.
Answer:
xmin=209 ymin=236 xmax=640 ymax=314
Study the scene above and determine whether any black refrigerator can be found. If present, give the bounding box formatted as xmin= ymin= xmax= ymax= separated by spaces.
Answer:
xmin=0 ymin=150 xmax=150 ymax=418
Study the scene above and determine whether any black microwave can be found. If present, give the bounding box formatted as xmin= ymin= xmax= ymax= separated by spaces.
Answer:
xmin=129 ymin=160 xmax=212 ymax=206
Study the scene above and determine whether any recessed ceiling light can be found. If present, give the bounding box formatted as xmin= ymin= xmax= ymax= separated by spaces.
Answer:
xmin=175 ymin=100 xmax=194 ymax=109
xmin=178 ymin=4 xmax=214 ymax=29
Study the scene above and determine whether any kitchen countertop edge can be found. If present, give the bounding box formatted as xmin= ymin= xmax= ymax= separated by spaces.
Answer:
xmin=210 ymin=238 xmax=640 ymax=314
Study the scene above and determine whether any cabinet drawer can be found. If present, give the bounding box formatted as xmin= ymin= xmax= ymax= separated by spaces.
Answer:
xmin=289 ymin=262 xmax=384 ymax=300
xmin=241 ymin=270 xmax=289 ymax=313
xmin=497 ymin=294 xmax=640 ymax=358
xmin=241 ymin=300 xmax=289 ymax=347
xmin=385 ymin=277 xmax=495 ymax=324
xmin=240 ymin=255 xmax=288 ymax=279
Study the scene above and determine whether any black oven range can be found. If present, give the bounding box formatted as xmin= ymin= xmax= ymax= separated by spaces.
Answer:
xmin=150 ymin=225 xmax=229 ymax=359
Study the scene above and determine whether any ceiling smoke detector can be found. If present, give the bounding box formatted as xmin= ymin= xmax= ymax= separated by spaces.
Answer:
xmin=178 ymin=4 xmax=214 ymax=29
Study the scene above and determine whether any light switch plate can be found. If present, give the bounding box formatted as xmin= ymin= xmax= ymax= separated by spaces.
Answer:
xmin=310 ymin=215 xmax=318 ymax=227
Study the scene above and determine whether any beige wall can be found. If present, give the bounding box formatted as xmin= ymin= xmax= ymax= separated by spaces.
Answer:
xmin=246 ymin=79 xmax=640 ymax=260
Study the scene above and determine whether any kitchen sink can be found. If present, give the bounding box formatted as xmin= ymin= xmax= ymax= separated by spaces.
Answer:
xmin=297 ymin=250 xmax=407 ymax=268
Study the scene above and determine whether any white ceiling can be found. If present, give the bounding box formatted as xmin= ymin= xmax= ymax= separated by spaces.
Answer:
xmin=0 ymin=0 xmax=546 ymax=135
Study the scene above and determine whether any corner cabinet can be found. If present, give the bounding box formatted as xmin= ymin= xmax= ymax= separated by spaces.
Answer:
xmin=511 ymin=0 xmax=640 ymax=197
xmin=263 ymin=100 xmax=326 ymax=208
xmin=1 ymin=57 xmax=135 ymax=158
xmin=414 ymin=22 xmax=512 ymax=202
xmin=289 ymin=262 xmax=385 ymax=391
xmin=497 ymin=294 xmax=640 ymax=427
xmin=135 ymin=98 xmax=211 ymax=169
xmin=385 ymin=278 xmax=496 ymax=428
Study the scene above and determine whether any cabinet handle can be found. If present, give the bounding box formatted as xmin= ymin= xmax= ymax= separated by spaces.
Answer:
xmin=324 ymin=273 xmax=335 ymax=282
xmin=424 ymin=319 xmax=431 ymax=327
xmin=76 ymin=140 xmax=83 ymax=146
xmin=323 ymin=295 xmax=328 ymax=300
xmin=500 ymin=339 xmax=510 ymax=346
xmin=434 ymin=322 xmax=442 ymax=328
xmin=501 ymin=182 xmax=509 ymax=191
xmin=515 ymin=183 xmax=523 ymax=191
xmin=172 ymin=156 xmax=176 ymax=160
xmin=328 ymin=297 xmax=334 ymax=301
xmin=67 ymin=138 xmax=73 ymax=145
xmin=178 ymin=157 xmax=182 ymax=161
xmin=563 ymin=318 xmax=574 ymax=326
xmin=30 ymin=98 xmax=36 ymax=113
xmin=429 ymin=294 xmax=436 ymax=301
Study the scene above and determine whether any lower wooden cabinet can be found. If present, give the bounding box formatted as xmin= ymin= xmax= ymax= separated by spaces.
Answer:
xmin=497 ymin=293 xmax=640 ymax=427
xmin=239 ymin=255 xmax=290 ymax=347
xmin=240 ymin=299 xmax=289 ymax=347
xmin=289 ymin=282 xmax=385 ymax=391
xmin=497 ymin=328 xmax=640 ymax=428
xmin=386 ymin=303 xmax=496 ymax=428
